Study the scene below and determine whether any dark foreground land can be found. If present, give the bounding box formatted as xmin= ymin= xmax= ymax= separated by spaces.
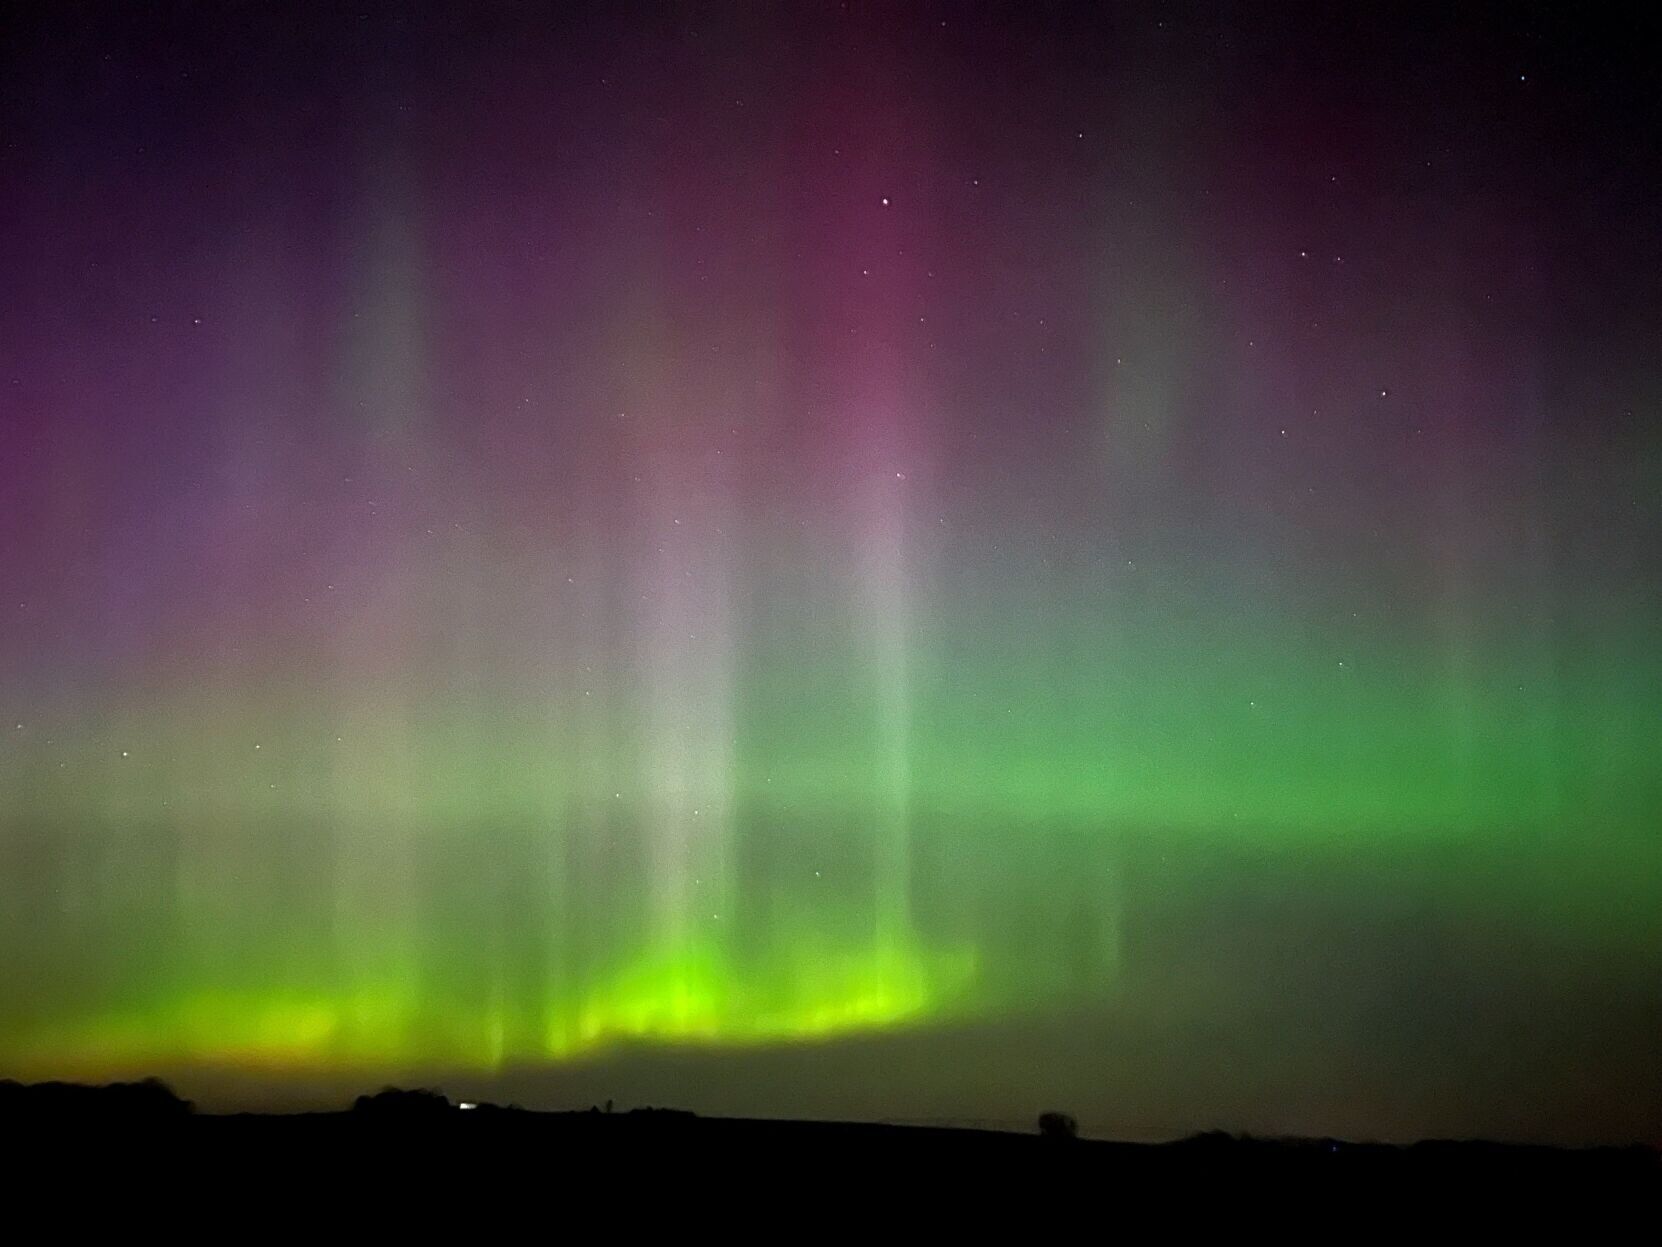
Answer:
xmin=3 ymin=1079 xmax=1654 ymax=1214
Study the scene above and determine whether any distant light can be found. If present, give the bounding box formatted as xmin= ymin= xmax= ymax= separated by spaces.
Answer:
xmin=459 ymin=1102 xmax=477 ymax=1110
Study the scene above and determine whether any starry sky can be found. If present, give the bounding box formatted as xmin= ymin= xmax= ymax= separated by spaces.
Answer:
xmin=1 ymin=2 xmax=1659 ymax=1143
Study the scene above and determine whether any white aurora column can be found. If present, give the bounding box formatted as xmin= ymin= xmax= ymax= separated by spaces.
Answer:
xmin=636 ymin=433 xmax=738 ymax=956
xmin=857 ymin=433 xmax=916 ymax=944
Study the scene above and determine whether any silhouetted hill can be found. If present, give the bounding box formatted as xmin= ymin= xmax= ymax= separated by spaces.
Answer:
xmin=0 ymin=1077 xmax=192 ymax=1121
xmin=1 ymin=1080 xmax=1654 ymax=1204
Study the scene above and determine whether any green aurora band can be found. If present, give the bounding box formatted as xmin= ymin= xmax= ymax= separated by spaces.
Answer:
xmin=4 ymin=590 xmax=1655 ymax=1078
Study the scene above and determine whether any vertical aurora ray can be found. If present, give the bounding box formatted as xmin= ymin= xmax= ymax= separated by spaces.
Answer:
xmin=633 ymin=418 xmax=739 ymax=1012
xmin=860 ymin=450 xmax=916 ymax=946
xmin=841 ymin=203 xmax=926 ymax=950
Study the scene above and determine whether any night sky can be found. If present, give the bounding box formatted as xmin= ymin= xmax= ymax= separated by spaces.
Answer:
xmin=2 ymin=2 xmax=1659 ymax=1143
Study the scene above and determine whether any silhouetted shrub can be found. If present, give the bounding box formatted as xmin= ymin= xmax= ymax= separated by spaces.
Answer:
xmin=351 ymin=1087 xmax=452 ymax=1116
xmin=1038 ymin=1111 xmax=1078 ymax=1140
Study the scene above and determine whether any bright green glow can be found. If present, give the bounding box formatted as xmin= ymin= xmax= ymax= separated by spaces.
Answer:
xmin=5 ymin=936 xmax=976 ymax=1077
xmin=2 ymin=587 xmax=1656 ymax=1084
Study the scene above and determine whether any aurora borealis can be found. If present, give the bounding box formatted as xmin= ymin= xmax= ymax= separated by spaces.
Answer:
xmin=1 ymin=3 xmax=1659 ymax=1142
